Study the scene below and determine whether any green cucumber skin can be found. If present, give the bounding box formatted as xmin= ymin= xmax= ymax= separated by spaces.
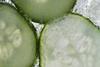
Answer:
xmin=0 ymin=3 xmax=36 ymax=67
xmin=11 ymin=0 xmax=76 ymax=23
xmin=40 ymin=13 xmax=100 ymax=67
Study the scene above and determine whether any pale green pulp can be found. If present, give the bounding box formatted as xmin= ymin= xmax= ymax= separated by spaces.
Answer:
xmin=0 ymin=3 xmax=36 ymax=67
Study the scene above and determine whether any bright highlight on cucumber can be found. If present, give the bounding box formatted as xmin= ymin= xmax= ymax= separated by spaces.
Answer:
xmin=0 ymin=3 xmax=36 ymax=67
xmin=11 ymin=0 xmax=76 ymax=23
xmin=40 ymin=13 xmax=100 ymax=67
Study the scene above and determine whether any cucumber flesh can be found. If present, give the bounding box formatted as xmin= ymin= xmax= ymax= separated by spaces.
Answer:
xmin=0 ymin=3 xmax=36 ymax=67
xmin=40 ymin=13 xmax=100 ymax=67
xmin=11 ymin=0 xmax=76 ymax=23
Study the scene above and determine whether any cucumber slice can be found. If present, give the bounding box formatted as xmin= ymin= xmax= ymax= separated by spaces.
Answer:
xmin=0 ymin=3 xmax=36 ymax=67
xmin=11 ymin=0 xmax=76 ymax=23
xmin=40 ymin=13 xmax=100 ymax=67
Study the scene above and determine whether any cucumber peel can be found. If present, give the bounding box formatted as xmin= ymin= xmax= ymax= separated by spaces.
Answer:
xmin=0 ymin=3 xmax=36 ymax=67
xmin=40 ymin=13 xmax=100 ymax=67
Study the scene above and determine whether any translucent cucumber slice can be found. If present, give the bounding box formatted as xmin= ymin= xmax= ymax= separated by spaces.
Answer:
xmin=11 ymin=0 xmax=76 ymax=23
xmin=0 ymin=3 xmax=36 ymax=67
xmin=40 ymin=13 xmax=100 ymax=67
